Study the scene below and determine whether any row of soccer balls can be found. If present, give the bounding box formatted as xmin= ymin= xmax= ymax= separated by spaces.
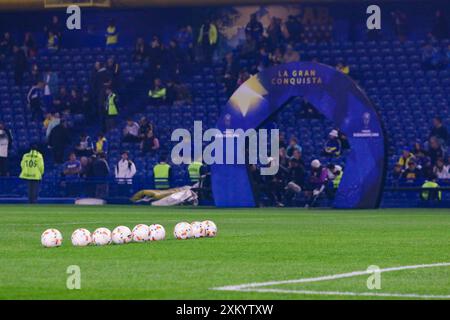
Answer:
xmin=41 ymin=220 xmax=217 ymax=248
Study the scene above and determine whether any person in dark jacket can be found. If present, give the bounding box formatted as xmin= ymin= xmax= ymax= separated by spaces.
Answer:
xmin=92 ymin=152 xmax=110 ymax=199
xmin=13 ymin=45 xmax=27 ymax=85
xmin=48 ymin=120 xmax=70 ymax=164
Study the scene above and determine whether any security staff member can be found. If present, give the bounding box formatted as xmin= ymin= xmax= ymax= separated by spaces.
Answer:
xmin=19 ymin=144 xmax=44 ymax=204
xmin=104 ymin=87 xmax=119 ymax=132
xmin=421 ymin=176 xmax=441 ymax=201
xmin=153 ymin=155 xmax=171 ymax=189
xmin=188 ymin=161 xmax=203 ymax=184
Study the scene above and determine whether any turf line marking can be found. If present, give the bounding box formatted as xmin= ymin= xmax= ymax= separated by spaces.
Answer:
xmin=211 ymin=262 xmax=450 ymax=298
xmin=235 ymin=288 xmax=450 ymax=299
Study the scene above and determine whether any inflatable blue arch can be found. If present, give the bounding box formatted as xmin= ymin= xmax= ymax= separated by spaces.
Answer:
xmin=211 ymin=62 xmax=386 ymax=209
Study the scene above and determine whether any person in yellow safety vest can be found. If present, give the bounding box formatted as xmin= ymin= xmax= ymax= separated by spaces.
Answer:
xmin=421 ymin=176 xmax=442 ymax=201
xmin=105 ymin=20 xmax=118 ymax=46
xmin=19 ymin=143 xmax=44 ymax=204
xmin=153 ymin=155 xmax=171 ymax=189
xmin=188 ymin=161 xmax=203 ymax=184
xmin=148 ymin=78 xmax=167 ymax=106
xmin=105 ymin=87 xmax=119 ymax=132
xmin=198 ymin=19 xmax=218 ymax=62
xmin=95 ymin=133 xmax=108 ymax=155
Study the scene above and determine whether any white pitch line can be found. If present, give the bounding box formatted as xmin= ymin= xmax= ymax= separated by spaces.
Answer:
xmin=236 ymin=288 xmax=450 ymax=299
xmin=211 ymin=262 xmax=450 ymax=298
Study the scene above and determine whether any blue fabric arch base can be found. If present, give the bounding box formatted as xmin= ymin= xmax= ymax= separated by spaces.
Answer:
xmin=211 ymin=62 xmax=386 ymax=209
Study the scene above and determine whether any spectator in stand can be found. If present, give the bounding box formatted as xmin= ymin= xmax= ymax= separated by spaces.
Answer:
xmin=433 ymin=157 xmax=450 ymax=180
xmin=148 ymin=78 xmax=167 ymax=106
xmin=245 ymin=14 xmax=264 ymax=43
xmin=285 ymin=15 xmax=302 ymax=43
xmin=105 ymin=19 xmax=118 ymax=47
xmin=240 ymin=31 xmax=258 ymax=60
xmin=391 ymin=10 xmax=408 ymax=42
xmin=430 ymin=10 xmax=449 ymax=40
xmin=63 ymin=152 xmax=81 ymax=177
xmin=336 ymin=61 xmax=350 ymax=75
xmin=45 ymin=112 xmax=60 ymax=139
xmin=133 ymin=37 xmax=147 ymax=62
xmin=269 ymin=47 xmax=283 ymax=65
xmin=106 ymin=56 xmax=120 ymax=90
xmin=0 ymin=122 xmax=13 ymax=176
xmin=324 ymin=129 xmax=342 ymax=157
xmin=123 ymin=119 xmax=140 ymax=142
xmin=23 ymin=32 xmax=37 ymax=58
xmin=30 ymin=63 xmax=41 ymax=84
xmin=0 ymin=32 xmax=13 ymax=69
xmin=236 ymin=69 xmax=250 ymax=87
xmin=392 ymin=164 xmax=403 ymax=186
xmin=47 ymin=31 xmax=59 ymax=52
xmin=223 ymin=52 xmax=239 ymax=96
xmin=138 ymin=117 xmax=152 ymax=141
xmin=45 ymin=15 xmax=63 ymax=41
xmin=421 ymin=43 xmax=442 ymax=70
xmin=48 ymin=120 xmax=70 ymax=164
xmin=175 ymin=25 xmax=194 ymax=54
xmin=92 ymin=152 xmax=110 ymax=199
xmin=42 ymin=67 xmax=58 ymax=109
xmin=197 ymin=19 xmax=218 ymax=62
xmin=256 ymin=46 xmax=271 ymax=71
xmin=397 ymin=147 xmax=415 ymax=170
xmin=53 ymin=86 xmax=71 ymax=112
xmin=286 ymin=136 xmax=302 ymax=158
xmin=79 ymin=156 xmax=91 ymax=179
xmin=91 ymin=61 xmax=110 ymax=120
xmin=69 ymin=88 xmax=84 ymax=116
xmin=95 ymin=133 xmax=108 ymax=155
xmin=283 ymin=44 xmax=300 ymax=63
xmin=148 ymin=35 xmax=164 ymax=78
xmin=429 ymin=117 xmax=448 ymax=146
xmin=140 ymin=129 xmax=160 ymax=154
xmin=114 ymin=151 xmax=137 ymax=195
xmin=400 ymin=160 xmax=422 ymax=185
xmin=267 ymin=17 xmax=284 ymax=49
xmin=27 ymin=81 xmax=44 ymax=120
xmin=75 ymin=133 xmax=94 ymax=157
xmin=166 ymin=39 xmax=184 ymax=78
xmin=284 ymin=158 xmax=306 ymax=206
xmin=13 ymin=45 xmax=27 ymax=85
xmin=427 ymin=136 xmax=445 ymax=165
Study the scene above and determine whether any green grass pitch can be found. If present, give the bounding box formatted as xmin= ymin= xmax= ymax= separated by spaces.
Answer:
xmin=1 ymin=205 xmax=450 ymax=300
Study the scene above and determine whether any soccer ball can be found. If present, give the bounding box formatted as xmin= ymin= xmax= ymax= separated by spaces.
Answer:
xmin=41 ymin=228 xmax=63 ymax=248
xmin=202 ymin=220 xmax=217 ymax=237
xmin=92 ymin=227 xmax=112 ymax=246
xmin=111 ymin=226 xmax=132 ymax=244
xmin=71 ymin=228 xmax=92 ymax=247
xmin=191 ymin=221 xmax=206 ymax=238
xmin=173 ymin=222 xmax=193 ymax=240
xmin=132 ymin=224 xmax=150 ymax=242
xmin=149 ymin=224 xmax=166 ymax=241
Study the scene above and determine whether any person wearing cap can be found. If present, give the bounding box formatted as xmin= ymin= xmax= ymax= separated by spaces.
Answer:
xmin=305 ymin=159 xmax=329 ymax=206
xmin=400 ymin=159 xmax=422 ymax=185
xmin=19 ymin=144 xmax=44 ymax=204
xmin=397 ymin=148 xmax=415 ymax=170
xmin=324 ymin=129 xmax=342 ymax=157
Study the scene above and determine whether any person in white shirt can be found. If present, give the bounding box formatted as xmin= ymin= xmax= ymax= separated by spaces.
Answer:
xmin=122 ymin=118 xmax=140 ymax=142
xmin=433 ymin=158 xmax=450 ymax=180
xmin=115 ymin=151 xmax=137 ymax=186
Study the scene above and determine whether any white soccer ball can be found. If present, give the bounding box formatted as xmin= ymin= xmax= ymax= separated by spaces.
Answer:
xmin=191 ymin=221 xmax=206 ymax=238
xmin=132 ymin=224 xmax=150 ymax=242
xmin=41 ymin=228 xmax=63 ymax=248
xmin=149 ymin=224 xmax=166 ymax=241
xmin=111 ymin=226 xmax=132 ymax=244
xmin=92 ymin=227 xmax=112 ymax=246
xmin=202 ymin=220 xmax=217 ymax=238
xmin=71 ymin=228 xmax=92 ymax=247
xmin=173 ymin=222 xmax=193 ymax=240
